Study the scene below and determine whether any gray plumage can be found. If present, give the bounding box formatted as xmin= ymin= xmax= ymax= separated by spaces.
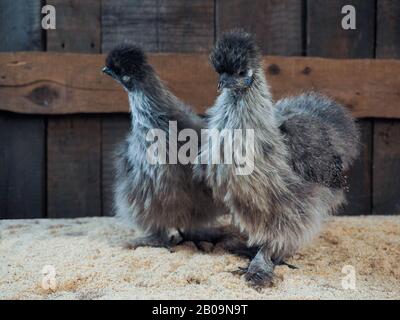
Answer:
xmin=103 ymin=45 xmax=223 ymax=248
xmin=198 ymin=30 xmax=360 ymax=287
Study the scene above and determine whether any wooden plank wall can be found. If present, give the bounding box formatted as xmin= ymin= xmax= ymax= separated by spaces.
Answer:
xmin=0 ymin=0 xmax=45 ymax=219
xmin=373 ymin=1 xmax=400 ymax=215
xmin=46 ymin=0 xmax=102 ymax=218
xmin=0 ymin=0 xmax=399 ymax=218
xmin=3 ymin=53 xmax=400 ymax=118
xmin=307 ymin=0 xmax=376 ymax=215
xmin=216 ymin=0 xmax=304 ymax=56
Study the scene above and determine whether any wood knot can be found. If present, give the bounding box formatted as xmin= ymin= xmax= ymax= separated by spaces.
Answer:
xmin=302 ymin=66 xmax=312 ymax=75
xmin=267 ymin=64 xmax=280 ymax=75
xmin=26 ymin=85 xmax=59 ymax=107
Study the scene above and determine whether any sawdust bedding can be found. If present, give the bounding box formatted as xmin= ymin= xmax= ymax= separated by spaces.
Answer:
xmin=0 ymin=216 xmax=399 ymax=300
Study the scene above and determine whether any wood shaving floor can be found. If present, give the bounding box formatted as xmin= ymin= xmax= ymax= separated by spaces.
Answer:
xmin=0 ymin=216 xmax=399 ymax=300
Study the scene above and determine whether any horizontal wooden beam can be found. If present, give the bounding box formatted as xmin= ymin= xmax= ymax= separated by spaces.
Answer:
xmin=0 ymin=52 xmax=399 ymax=118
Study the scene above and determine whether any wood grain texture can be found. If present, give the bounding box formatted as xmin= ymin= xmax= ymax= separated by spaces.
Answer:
xmin=373 ymin=1 xmax=400 ymax=215
xmin=0 ymin=114 xmax=45 ymax=219
xmin=307 ymin=0 xmax=376 ymax=215
xmin=343 ymin=121 xmax=373 ymax=214
xmin=101 ymin=115 xmax=131 ymax=216
xmin=373 ymin=121 xmax=400 ymax=214
xmin=0 ymin=0 xmax=45 ymax=219
xmin=307 ymin=0 xmax=375 ymax=58
xmin=376 ymin=0 xmax=400 ymax=59
xmin=47 ymin=116 xmax=101 ymax=218
xmin=217 ymin=0 xmax=304 ymax=55
xmin=1 ymin=52 xmax=400 ymax=118
xmin=102 ymin=0 xmax=214 ymax=53
xmin=46 ymin=0 xmax=101 ymax=53
xmin=46 ymin=0 xmax=102 ymax=218
xmin=0 ymin=0 xmax=43 ymax=51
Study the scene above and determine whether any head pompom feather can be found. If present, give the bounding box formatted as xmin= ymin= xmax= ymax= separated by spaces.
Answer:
xmin=105 ymin=44 xmax=147 ymax=77
xmin=210 ymin=30 xmax=260 ymax=75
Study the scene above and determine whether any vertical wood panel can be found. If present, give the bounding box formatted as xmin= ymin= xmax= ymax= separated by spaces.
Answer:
xmin=47 ymin=117 xmax=101 ymax=218
xmin=373 ymin=1 xmax=400 ymax=215
xmin=307 ymin=0 xmax=376 ymax=215
xmin=307 ymin=0 xmax=375 ymax=58
xmin=216 ymin=0 xmax=304 ymax=55
xmin=376 ymin=0 xmax=400 ymax=58
xmin=0 ymin=114 xmax=45 ymax=219
xmin=0 ymin=0 xmax=45 ymax=219
xmin=46 ymin=0 xmax=102 ymax=217
xmin=345 ymin=122 xmax=373 ymax=214
xmin=102 ymin=0 xmax=214 ymax=53
xmin=101 ymin=115 xmax=131 ymax=216
xmin=0 ymin=0 xmax=44 ymax=51
xmin=373 ymin=120 xmax=400 ymax=214
xmin=46 ymin=0 xmax=101 ymax=53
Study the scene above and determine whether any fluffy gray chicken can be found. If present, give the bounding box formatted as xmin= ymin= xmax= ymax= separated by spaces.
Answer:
xmin=102 ymin=45 xmax=224 ymax=249
xmin=198 ymin=30 xmax=360 ymax=287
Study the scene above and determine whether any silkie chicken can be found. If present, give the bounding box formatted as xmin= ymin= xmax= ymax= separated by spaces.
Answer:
xmin=103 ymin=45 xmax=225 ymax=249
xmin=197 ymin=30 xmax=360 ymax=288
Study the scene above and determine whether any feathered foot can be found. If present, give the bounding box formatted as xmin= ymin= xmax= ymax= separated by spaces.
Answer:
xmin=230 ymin=245 xmax=275 ymax=290
xmin=243 ymin=248 xmax=275 ymax=290
xmin=231 ymin=247 xmax=299 ymax=289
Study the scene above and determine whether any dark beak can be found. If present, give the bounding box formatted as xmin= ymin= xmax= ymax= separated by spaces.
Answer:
xmin=217 ymin=80 xmax=224 ymax=92
xmin=102 ymin=66 xmax=113 ymax=77
xmin=217 ymin=73 xmax=231 ymax=92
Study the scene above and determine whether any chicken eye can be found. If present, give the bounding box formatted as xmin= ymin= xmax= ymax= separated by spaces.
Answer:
xmin=238 ymin=70 xmax=246 ymax=77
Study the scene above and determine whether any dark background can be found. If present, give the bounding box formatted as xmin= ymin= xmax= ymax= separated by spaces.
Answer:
xmin=0 ymin=0 xmax=399 ymax=219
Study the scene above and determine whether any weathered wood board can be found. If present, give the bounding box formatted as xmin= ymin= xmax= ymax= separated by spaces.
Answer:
xmin=373 ymin=120 xmax=400 ymax=214
xmin=217 ymin=0 xmax=304 ymax=55
xmin=307 ymin=0 xmax=376 ymax=215
xmin=46 ymin=0 xmax=102 ymax=218
xmin=0 ymin=1 xmax=43 ymax=52
xmin=46 ymin=0 xmax=101 ymax=53
xmin=0 ymin=0 xmax=45 ymax=219
xmin=307 ymin=0 xmax=376 ymax=58
xmin=101 ymin=115 xmax=131 ymax=216
xmin=47 ymin=116 xmax=101 ymax=218
xmin=373 ymin=0 xmax=400 ymax=215
xmin=1 ymin=53 xmax=400 ymax=118
xmin=102 ymin=0 xmax=214 ymax=53
xmin=0 ymin=114 xmax=45 ymax=219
